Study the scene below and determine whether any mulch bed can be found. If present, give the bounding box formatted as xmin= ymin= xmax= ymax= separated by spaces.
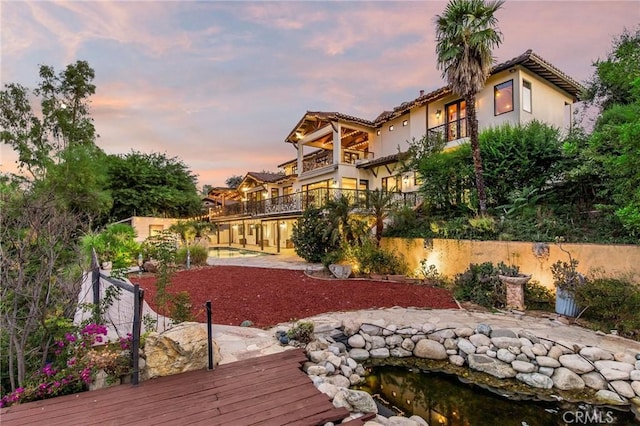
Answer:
xmin=129 ymin=266 xmax=458 ymax=328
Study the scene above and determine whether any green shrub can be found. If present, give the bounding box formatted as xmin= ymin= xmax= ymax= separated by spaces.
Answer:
xmin=287 ymin=321 xmax=314 ymax=343
xmin=524 ymin=281 xmax=555 ymax=311
xmin=351 ymin=241 xmax=408 ymax=275
xmin=176 ymin=245 xmax=208 ymax=267
xmin=291 ymin=207 xmax=337 ymax=263
xmin=415 ymin=260 xmax=449 ymax=287
xmin=452 ymin=262 xmax=505 ymax=308
xmin=575 ymin=277 xmax=640 ymax=339
xmin=170 ymin=291 xmax=195 ymax=324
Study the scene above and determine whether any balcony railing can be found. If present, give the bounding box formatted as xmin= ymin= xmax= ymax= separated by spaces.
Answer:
xmin=206 ymin=188 xmax=422 ymax=220
xmin=428 ymin=117 xmax=468 ymax=142
xmin=301 ymin=150 xmax=375 ymax=173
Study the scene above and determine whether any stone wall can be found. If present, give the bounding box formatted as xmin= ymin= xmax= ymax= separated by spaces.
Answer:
xmin=295 ymin=317 xmax=640 ymax=423
xmin=380 ymin=238 xmax=640 ymax=290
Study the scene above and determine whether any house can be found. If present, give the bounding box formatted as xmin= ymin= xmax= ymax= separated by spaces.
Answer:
xmin=205 ymin=50 xmax=582 ymax=252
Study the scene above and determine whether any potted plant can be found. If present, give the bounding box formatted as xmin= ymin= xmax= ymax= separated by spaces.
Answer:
xmin=551 ymin=254 xmax=585 ymax=317
xmin=497 ymin=263 xmax=531 ymax=311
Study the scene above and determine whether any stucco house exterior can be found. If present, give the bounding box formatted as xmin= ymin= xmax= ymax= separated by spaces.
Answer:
xmin=204 ymin=50 xmax=582 ymax=253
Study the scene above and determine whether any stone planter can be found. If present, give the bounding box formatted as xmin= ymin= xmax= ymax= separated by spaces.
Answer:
xmin=555 ymin=287 xmax=580 ymax=317
xmin=498 ymin=274 xmax=531 ymax=311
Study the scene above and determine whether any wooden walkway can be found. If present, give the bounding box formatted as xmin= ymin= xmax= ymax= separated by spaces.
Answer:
xmin=1 ymin=348 xmax=373 ymax=425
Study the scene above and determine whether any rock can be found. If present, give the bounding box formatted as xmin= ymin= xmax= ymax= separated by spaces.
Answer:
xmin=422 ymin=322 xmax=437 ymax=333
xmin=143 ymin=322 xmax=220 ymax=379
xmin=346 ymin=357 xmax=357 ymax=369
xmin=508 ymin=346 xmax=521 ymax=355
xmin=536 ymin=356 xmax=561 ymax=368
xmin=370 ymin=348 xmax=390 ymax=359
xmin=531 ymin=343 xmax=548 ymax=356
xmin=443 ymin=338 xmax=457 ymax=350
xmin=387 ymin=417 xmax=420 ymax=426
xmin=559 ymin=354 xmax=595 ymax=374
xmin=324 ymin=374 xmax=350 ymax=388
xmin=614 ymin=352 xmax=637 ymax=365
xmin=454 ymin=327 xmax=474 ymax=338
xmin=467 ymin=354 xmax=517 ymax=379
xmin=600 ymin=368 xmax=630 ymax=381
xmin=323 ymin=362 xmax=335 ymax=375
xmin=390 ymin=347 xmax=413 ymax=358
xmin=409 ymin=415 xmax=429 ymax=426
xmin=594 ymin=360 xmax=635 ymax=373
xmin=433 ymin=329 xmax=456 ymax=340
xmin=497 ymin=348 xmax=516 ymax=364
xmin=308 ymin=350 xmax=330 ymax=363
xmin=143 ymin=260 xmax=158 ymax=273
xmin=609 ymin=380 xmax=636 ymax=398
xmin=457 ymin=338 xmax=476 ymax=355
xmin=343 ymin=319 xmax=362 ymax=336
xmin=491 ymin=329 xmax=518 ymax=338
xmin=333 ymin=390 xmax=353 ymax=411
xmin=401 ymin=338 xmax=415 ymax=352
xmin=383 ymin=324 xmax=397 ymax=336
xmin=631 ymin=370 xmax=640 ymax=381
xmin=340 ymin=365 xmax=353 ymax=377
xmin=582 ymin=372 xmax=608 ymax=390
xmin=512 ymin=360 xmax=536 ymax=373
xmin=348 ymin=334 xmax=366 ymax=348
xmin=551 ymin=367 xmax=585 ymax=390
xmin=476 ymin=323 xmax=492 ymax=336
xmin=518 ymin=330 xmax=540 ymax=344
xmin=476 ymin=345 xmax=489 ymax=354
xmin=413 ymin=339 xmax=447 ymax=360
xmin=446 ymin=349 xmax=458 ymax=355
xmin=362 ymin=321 xmax=386 ymax=336
xmin=360 ymin=332 xmax=372 ymax=343
xmin=580 ymin=347 xmax=613 ymax=362
xmin=329 ymin=264 xmax=352 ymax=279
xmin=307 ymin=365 xmax=327 ymax=376
xmin=516 ymin=372 xmax=553 ymax=389
xmin=515 ymin=353 xmax=529 ymax=362
xmin=491 ymin=337 xmax=522 ymax=349
xmin=547 ymin=345 xmax=565 ymax=359
xmin=449 ymin=354 xmax=465 ymax=366
xmin=317 ymin=382 xmax=339 ymax=399
xmin=349 ymin=373 xmax=363 ymax=385
xmin=538 ymin=367 xmax=554 ymax=377
xmin=385 ymin=335 xmax=403 ymax=347
xmin=469 ymin=333 xmax=491 ymax=347
xmin=486 ymin=350 xmax=497 ymax=358
xmin=349 ymin=348 xmax=370 ymax=361
xmin=342 ymin=389 xmax=378 ymax=413
xmin=370 ymin=336 xmax=386 ymax=350
xmin=632 ymin=381 xmax=640 ymax=397
xmin=595 ymin=389 xmax=627 ymax=404
xmin=519 ymin=337 xmax=533 ymax=347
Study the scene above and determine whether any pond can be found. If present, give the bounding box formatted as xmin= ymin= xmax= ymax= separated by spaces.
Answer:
xmin=207 ymin=246 xmax=268 ymax=258
xmin=360 ymin=366 xmax=639 ymax=425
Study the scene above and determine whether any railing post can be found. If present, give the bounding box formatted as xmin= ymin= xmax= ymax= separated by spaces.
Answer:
xmin=91 ymin=248 xmax=101 ymax=322
xmin=206 ymin=301 xmax=214 ymax=370
xmin=131 ymin=285 xmax=143 ymax=385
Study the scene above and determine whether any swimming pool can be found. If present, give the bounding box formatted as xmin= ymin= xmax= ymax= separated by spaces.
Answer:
xmin=207 ymin=247 xmax=268 ymax=258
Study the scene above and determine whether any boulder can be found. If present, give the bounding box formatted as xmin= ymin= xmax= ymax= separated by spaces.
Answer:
xmin=467 ymin=354 xmax=517 ymax=379
xmin=582 ymin=372 xmax=608 ymax=390
xmin=559 ymin=354 xmax=595 ymax=374
xmin=341 ymin=389 xmax=378 ymax=413
xmin=143 ymin=322 xmax=220 ymax=379
xmin=595 ymin=389 xmax=627 ymax=404
xmin=594 ymin=360 xmax=635 ymax=373
xmin=516 ymin=372 xmax=553 ymax=389
xmin=512 ymin=360 xmax=536 ymax=373
xmin=348 ymin=334 xmax=366 ymax=348
xmin=413 ymin=339 xmax=447 ymax=360
xmin=551 ymin=367 xmax=585 ymax=390
xmin=580 ymin=347 xmax=613 ymax=362
xmin=609 ymin=380 xmax=636 ymax=398
xmin=349 ymin=348 xmax=370 ymax=361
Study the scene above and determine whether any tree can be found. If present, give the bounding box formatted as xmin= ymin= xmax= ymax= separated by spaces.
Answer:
xmin=434 ymin=0 xmax=505 ymax=215
xmin=1 ymin=182 xmax=84 ymax=389
xmin=225 ymin=175 xmax=243 ymax=189
xmin=368 ymin=189 xmax=395 ymax=244
xmin=0 ymin=61 xmax=97 ymax=180
xmin=105 ymin=151 xmax=202 ymax=221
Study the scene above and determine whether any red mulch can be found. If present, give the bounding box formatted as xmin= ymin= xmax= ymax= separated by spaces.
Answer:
xmin=129 ymin=266 xmax=458 ymax=328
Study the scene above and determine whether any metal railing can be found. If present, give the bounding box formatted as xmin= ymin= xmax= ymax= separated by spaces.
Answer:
xmin=428 ymin=117 xmax=468 ymax=142
xmin=206 ymin=188 xmax=423 ymax=220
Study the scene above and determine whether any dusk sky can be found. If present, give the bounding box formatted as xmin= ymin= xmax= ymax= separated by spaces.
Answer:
xmin=1 ymin=1 xmax=638 ymax=189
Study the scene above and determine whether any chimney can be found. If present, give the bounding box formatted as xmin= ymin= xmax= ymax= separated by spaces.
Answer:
xmin=419 ymin=89 xmax=424 ymax=97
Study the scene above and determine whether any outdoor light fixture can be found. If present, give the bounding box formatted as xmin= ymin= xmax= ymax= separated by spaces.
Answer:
xmin=435 ymin=109 xmax=442 ymax=119
xmin=376 ymin=130 xmax=381 ymax=136
xmin=402 ymin=119 xmax=408 ymax=126
xmin=389 ymin=125 xmax=394 ymax=131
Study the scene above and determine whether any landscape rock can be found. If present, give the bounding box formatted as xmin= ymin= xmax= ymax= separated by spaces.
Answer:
xmin=595 ymin=389 xmax=627 ymax=404
xmin=582 ymin=372 xmax=608 ymax=390
xmin=559 ymin=354 xmax=595 ymax=374
xmin=349 ymin=348 xmax=370 ymax=361
xmin=551 ymin=367 xmax=585 ymax=390
xmin=413 ymin=339 xmax=447 ymax=360
xmin=468 ymin=354 xmax=517 ymax=379
xmin=516 ymin=372 xmax=553 ymax=389
xmin=580 ymin=347 xmax=613 ymax=362
xmin=609 ymin=380 xmax=636 ymax=398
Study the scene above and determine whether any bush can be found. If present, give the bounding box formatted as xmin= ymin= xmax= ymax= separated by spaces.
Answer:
xmin=575 ymin=277 xmax=640 ymax=339
xmin=452 ymin=262 xmax=505 ymax=308
xmin=291 ymin=207 xmax=337 ymax=263
xmin=415 ymin=260 xmax=449 ymax=287
xmin=524 ymin=280 xmax=555 ymax=311
xmin=176 ymin=245 xmax=208 ymax=267
xmin=170 ymin=291 xmax=195 ymax=323
xmin=287 ymin=321 xmax=314 ymax=344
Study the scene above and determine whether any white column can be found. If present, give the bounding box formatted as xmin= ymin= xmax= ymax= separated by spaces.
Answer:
xmin=333 ymin=122 xmax=341 ymax=166
xmin=297 ymin=143 xmax=304 ymax=175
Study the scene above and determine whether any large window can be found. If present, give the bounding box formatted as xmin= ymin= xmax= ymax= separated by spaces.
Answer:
xmin=494 ymin=80 xmax=514 ymax=115
xmin=382 ymin=175 xmax=401 ymax=192
xmin=522 ymin=80 xmax=532 ymax=113
xmin=445 ymin=100 xmax=467 ymax=141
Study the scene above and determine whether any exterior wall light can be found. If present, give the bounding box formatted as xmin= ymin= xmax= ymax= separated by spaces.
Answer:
xmin=389 ymin=125 xmax=394 ymax=131
xmin=435 ymin=109 xmax=442 ymax=119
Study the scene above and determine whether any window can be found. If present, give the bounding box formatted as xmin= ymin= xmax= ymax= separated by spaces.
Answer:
xmin=445 ymin=100 xmax=467 ymax=141
xmin=382 ymin=175 xmax=401 ymax=192
xmin=522 ymin=80 xmax=532 ymax=113
xmin=494 ymin=80 xmax=514 ymax=115
xmin=271 ymin=188 xmax=278 ymax=199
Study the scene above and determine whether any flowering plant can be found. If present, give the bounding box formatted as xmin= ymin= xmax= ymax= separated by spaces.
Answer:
xmin=1 ymin=325 xmax=132 ymax=407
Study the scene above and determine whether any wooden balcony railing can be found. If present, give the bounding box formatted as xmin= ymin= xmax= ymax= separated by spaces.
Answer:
xmin=206 ymin=188 xmax=422 ymax=220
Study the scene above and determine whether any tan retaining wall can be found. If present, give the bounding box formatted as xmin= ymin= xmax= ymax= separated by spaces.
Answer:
xmin=380 ymin=238 xmax=640 ymax=289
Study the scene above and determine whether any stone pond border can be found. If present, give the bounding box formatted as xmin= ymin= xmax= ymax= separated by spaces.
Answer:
xmin=281 ymin=317 xmax=640 ymax=425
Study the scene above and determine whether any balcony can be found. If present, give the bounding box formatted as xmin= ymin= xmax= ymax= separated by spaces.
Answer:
xmin=302 ymin=150 xmax=375 ymax=174
xmin=206 ymin=188 xmax=422 ymax=221
xmin=428 ymin=117 xmax=468 ymax=142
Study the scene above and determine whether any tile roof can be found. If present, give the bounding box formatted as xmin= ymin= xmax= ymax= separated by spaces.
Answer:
xmin=246 ymin=171 xmax=289 ymax=183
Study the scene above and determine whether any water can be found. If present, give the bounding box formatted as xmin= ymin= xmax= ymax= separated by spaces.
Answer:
xmin=207 ymin=246 xmax=267 ymax=258
xmin=360 ymin=366 xmax=639 ymax=426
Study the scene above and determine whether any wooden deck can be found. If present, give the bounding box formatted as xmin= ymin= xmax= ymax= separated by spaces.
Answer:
xmin=1 ymin=348 xmax=371 ymax=425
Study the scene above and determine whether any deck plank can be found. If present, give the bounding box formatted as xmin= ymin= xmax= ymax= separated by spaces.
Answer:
xmin=1 ymin=348 xmax=354 ymax=426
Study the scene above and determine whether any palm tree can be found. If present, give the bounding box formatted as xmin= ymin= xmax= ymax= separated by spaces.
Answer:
xmin=435 ymin=0 xmax=504 ymax=216
xmin=368 ymin=189 xmax=395 ymax=244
